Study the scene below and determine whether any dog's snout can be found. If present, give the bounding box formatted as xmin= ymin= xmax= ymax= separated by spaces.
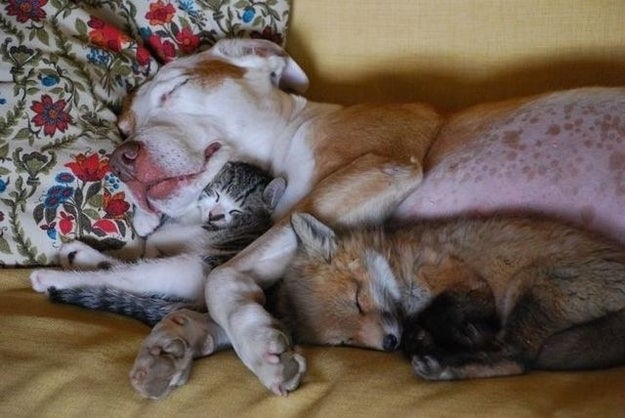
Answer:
xmin=110 ymin=140 xmax=142 ymax=180
xmin=383 ymin=334 xmax=399 ymax=352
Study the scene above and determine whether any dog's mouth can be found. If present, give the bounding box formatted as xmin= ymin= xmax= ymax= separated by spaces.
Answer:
xmin=124 ymin=143 xmax=222 ymax=214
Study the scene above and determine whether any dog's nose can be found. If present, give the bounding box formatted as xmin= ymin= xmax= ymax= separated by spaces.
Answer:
xmin=383 ymin=334 xmax=399 ymax=352
xmin=110 ymin=140 xmax=142 ymax=180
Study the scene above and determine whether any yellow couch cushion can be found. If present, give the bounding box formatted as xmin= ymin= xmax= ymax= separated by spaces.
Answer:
xmin=2 ymin=270 xmax=624 ymax=416
xmin=287 ymin=0 xmax=625 ymax=109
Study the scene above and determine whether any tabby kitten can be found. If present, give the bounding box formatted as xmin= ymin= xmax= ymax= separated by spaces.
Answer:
xmin=48 ymin=162 xmax=285 ymax=326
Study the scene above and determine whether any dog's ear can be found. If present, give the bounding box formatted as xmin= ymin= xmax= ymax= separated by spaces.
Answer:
xmin=212 ymin=38 xmax=309 ymax=93
xmin=290 ymin=213 xmax=336 ymax=263
xmin=263 ymin=177 xmax=286 ymax=209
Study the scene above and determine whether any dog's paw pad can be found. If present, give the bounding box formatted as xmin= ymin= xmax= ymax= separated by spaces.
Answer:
xmin=246 ymin=328 xmax=306 ymax=395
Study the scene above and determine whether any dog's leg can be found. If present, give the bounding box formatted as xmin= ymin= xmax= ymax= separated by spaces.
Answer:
xmin=131 ymin=154 xmax=423 ymax=395
xmin=30 ymin=254 xmax=207 ymax=301
xmin=130 ymin=309 xmax=230 ymax=399
xmin=197 ymin=153 xmax=424 ymax=394
xmin=305 ymin=153 xmax=424 ymax=225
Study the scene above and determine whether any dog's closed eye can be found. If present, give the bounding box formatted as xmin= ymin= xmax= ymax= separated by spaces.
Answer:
xmin=159 ymin=79 xmax=191 ymax=105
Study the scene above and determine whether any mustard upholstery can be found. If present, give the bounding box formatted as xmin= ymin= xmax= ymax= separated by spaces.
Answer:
xmin=3 ymin=1 xmax=625 ymax=416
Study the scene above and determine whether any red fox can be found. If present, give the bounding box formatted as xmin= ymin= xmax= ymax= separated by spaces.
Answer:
xmin=276 ymin=213 xmax=625 ymax=380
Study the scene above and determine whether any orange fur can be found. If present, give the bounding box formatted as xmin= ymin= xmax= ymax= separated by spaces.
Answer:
xmin=278 ymin=214 xmax=625 ymax=379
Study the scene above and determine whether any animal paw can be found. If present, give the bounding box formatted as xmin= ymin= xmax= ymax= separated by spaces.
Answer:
xmin=132 ymin=210 xmax=162 ymax=237
xmin=30 ymin=269 xmax=59 ymax=293
xmin=411 ymin=354 xmax=457 ymax=381
xmin=240 ymin=327 xmax=306 ymax=395
xmin=130 ymin=310 xmax=218 ymax=399
xmin=130 ymin=336 xmax=194 ymax=399
xmin=59 ymin=241 xmax=113 ymax=270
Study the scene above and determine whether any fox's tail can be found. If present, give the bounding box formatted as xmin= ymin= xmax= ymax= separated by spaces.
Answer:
xmin=48 ymin=287 xmax=204 ymax=326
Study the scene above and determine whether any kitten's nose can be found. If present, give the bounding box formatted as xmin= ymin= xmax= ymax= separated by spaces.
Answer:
xmin=383 ymin=334 xmax=399 ymax=351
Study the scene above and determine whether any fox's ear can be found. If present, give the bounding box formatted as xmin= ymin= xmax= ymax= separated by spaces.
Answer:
xmin=290 ymin=213 xmax=336 ymax=262
xmin=263 ymin=177 xmax=286 ymax=209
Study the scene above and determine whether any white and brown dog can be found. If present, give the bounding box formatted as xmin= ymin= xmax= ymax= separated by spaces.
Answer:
xmin=31 ymin=38 xmax=625 ymax=395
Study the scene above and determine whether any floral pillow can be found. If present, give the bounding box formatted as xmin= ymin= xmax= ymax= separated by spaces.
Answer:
xmin=0 ymin=0 xmax=291 ymax=266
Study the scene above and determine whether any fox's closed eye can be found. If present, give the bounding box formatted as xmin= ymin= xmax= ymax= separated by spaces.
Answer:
xmin=355 ymin=287 xmax=364 ymax=314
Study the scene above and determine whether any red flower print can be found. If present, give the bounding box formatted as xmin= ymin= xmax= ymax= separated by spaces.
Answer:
xmin=146 ymin=34 xmax=176 ymax=63
xmin=64 ymin=153 xmax=109 ymax=183
xmin=103 ymin=189 xmax=131 ymax=218
xmin=135 ymin=46 xmax=152 ymax=66
xmin=58 ymin=211 xmax=75 ymax=235
xmin=87 ymin=17 xmax=130 ymax=52
xmin=145 ymin=0 xmax=176 ymax=26
xmin=175 ymin=27 xmax=200 ymax=55
xmin=31 ymin=94 xmax=72 ymax=137
xmin=93 ymin=219 xmax=118 ymax=235
xmin=5 ymin=0 xmax=47 ymax=23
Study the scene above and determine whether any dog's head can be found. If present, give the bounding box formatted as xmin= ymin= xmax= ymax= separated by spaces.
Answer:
xmin=112 ymin=39 xmax=309 ymax=235
xmin=277 ymin=213 xmax=403 ymax=352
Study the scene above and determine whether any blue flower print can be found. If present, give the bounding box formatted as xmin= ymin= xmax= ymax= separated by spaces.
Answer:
xmin=86 ymin=47 xmax=110 ymax=68
xmin=178 ymin=0 xmax=198 ymax=16
xmin=242 ymin=6 xmax=255 ymax=23
xmin=44 ymin=185 xmax=73 ymax=209
xmin=55 ymin=172 xmax=75 ymax=183
xmin=138 ymin=27 xmax=152 ymax=40
xmin=41 ymin=75 xmax=59 ymax=86
xmin=41 ymin=222 xmax=57 ymax=240
xmin=0 ymin=179 xmax=7 ymax=193
xmin=105 ymin=173 xmax=121 ymax=190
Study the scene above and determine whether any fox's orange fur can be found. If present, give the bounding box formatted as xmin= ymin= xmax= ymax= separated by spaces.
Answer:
xmin=276 ymin=214 xmax=625 ymax=380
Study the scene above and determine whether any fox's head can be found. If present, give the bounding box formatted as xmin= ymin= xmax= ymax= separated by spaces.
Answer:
xmin=277 ymin=213 xmax=403 ymax=352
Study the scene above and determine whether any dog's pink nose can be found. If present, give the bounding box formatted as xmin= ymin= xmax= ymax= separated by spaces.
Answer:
xmin=110 ymin=140 xmax=142 ymax=180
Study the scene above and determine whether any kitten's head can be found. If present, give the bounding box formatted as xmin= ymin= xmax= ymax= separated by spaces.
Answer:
xmin=199 ymin=161 xmax=285 ymax=227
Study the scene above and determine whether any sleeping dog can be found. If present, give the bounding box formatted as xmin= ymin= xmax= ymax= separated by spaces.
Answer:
xmin=31 ymin=38 xmax=625 ymax=395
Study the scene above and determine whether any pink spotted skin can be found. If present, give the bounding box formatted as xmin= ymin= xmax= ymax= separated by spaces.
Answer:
xmin=396 ymin=87 xmax=625 ymax=243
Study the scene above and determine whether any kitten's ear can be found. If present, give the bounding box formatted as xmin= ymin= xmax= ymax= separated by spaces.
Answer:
xmin=263 ymin=177 xmax=286 ymax=209
xmin=290 ymin=213 xmax=336 ymax=263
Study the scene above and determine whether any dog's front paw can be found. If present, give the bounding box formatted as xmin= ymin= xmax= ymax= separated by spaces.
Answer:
xmin=240 ymin=327 xmax=306 ymax=395
xmin=59 ymin=241 xmax=113 ymax=270
xmin=130 ymin=337 xmax=193 ymax=400
xmin=411 ymin=354 xmax=458 ymax=381
xmin=130 ymin=309 xmax=220 ymax=399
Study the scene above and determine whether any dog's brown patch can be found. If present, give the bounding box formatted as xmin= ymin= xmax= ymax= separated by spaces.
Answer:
xmin=187 ymin=59 xmax=245 ymax=88
xmin=118 ymin=88 xmax=138 ymax=135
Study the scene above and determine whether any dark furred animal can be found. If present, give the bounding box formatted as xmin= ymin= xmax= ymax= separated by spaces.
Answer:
xmin=276 ymin=213 xmax=625 ymax=380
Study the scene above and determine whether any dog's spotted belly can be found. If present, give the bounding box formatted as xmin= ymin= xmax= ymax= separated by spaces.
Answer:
xmin=397 ymin=88 xmax=625 ymax=243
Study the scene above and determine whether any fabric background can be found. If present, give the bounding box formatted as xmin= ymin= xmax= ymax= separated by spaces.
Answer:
xmin=0 ymin=0 xmax=291 ymax=266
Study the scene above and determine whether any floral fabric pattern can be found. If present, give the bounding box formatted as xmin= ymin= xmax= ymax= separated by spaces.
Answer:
xmin=0 ymin=0 xmax=291 ymax=266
